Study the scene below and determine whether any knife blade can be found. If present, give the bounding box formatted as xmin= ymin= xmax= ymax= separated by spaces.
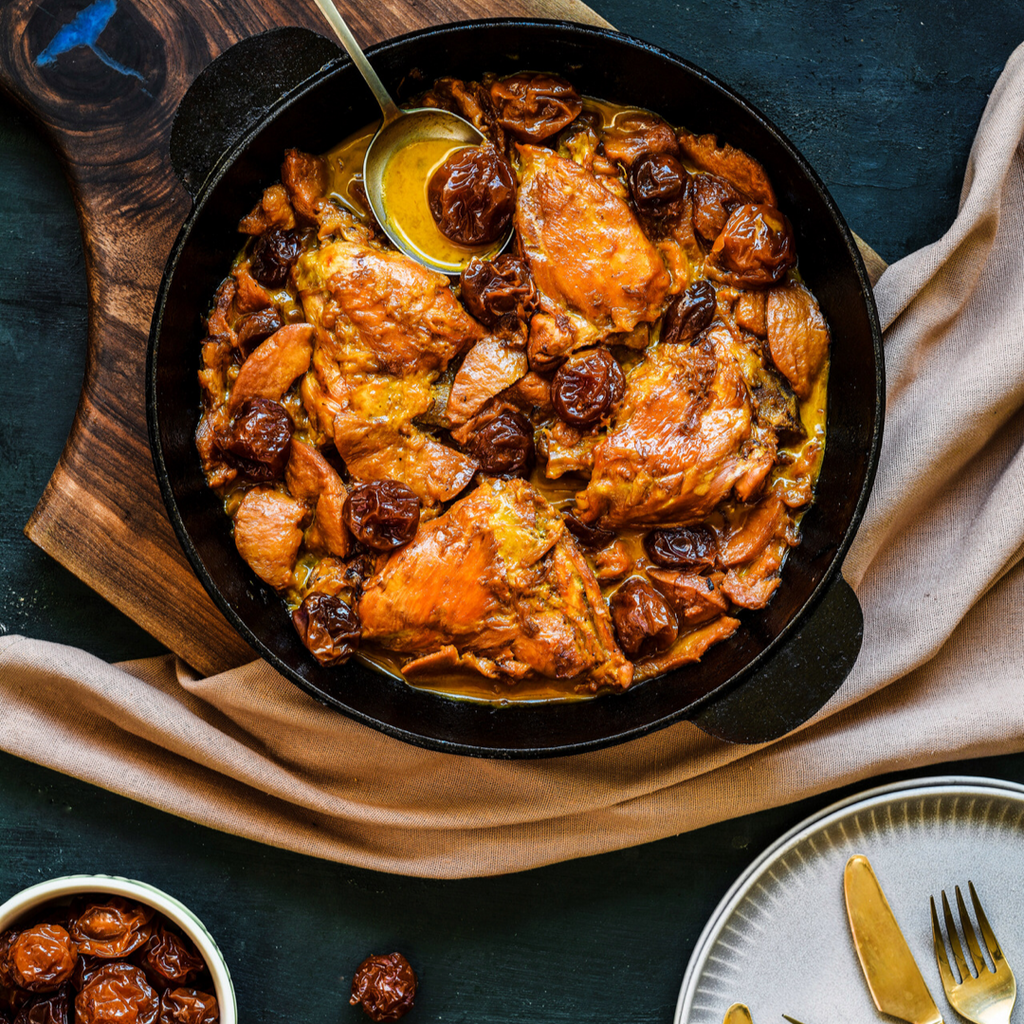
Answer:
xmin=844 ymin=854 xmax=944 ymax=1024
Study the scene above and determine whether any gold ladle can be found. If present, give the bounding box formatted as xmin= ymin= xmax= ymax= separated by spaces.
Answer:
xmin=311 ymin=0 xmax=511 ymax=274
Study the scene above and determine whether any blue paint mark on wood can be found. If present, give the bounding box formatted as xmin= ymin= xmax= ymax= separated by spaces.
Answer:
xmin=35 ymin=0 xmax=146 ymax=88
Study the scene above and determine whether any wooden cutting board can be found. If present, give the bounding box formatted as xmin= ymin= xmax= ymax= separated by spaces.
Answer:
xmin=1 ymin=0 xmax=885 ymax=676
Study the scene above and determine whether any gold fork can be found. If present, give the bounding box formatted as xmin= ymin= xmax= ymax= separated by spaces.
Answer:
xmin=930 ymin=882 xmax=1016 ymax=1024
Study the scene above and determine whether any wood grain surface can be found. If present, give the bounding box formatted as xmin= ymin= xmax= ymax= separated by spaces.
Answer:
xmin=0 ymin=0 xmax=880 ymax=676
xmin=0 ymin=0 xmax=609 ymax=675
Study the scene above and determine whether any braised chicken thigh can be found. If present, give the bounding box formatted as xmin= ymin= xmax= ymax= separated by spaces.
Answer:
xmin=196 ymin=70 xmax=829 ymax=700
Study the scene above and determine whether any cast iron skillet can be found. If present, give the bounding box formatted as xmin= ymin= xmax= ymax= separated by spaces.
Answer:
xmin=148 ymin=20 xmax=884 ymax=758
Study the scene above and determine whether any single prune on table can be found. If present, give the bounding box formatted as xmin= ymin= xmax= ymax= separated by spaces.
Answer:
xmin=460 ymin=408 xmax=534 ymax=477
xmin=157 ymin=988 xmax=219 ymax=1024
xmin=215 ymin=398 xmax=294 ymax=482
xmin=0 ymin=926 xmax=76 ymax=993
xmin=459 ymin=255 xmax=537 ymax=327
xmin=427 ymin=147 xmax=515 ymax=247
xmin=644 ymin=525 xmax=718 ymax=569
xmin=489 ymin=72 xmax=582 ymax=142
xmin=292 ymin=592 xmax=361 ymax=667
xmin=248 ymin=228 xmax=303 ymax=289
xmin=609 ymin=577 xmax=679 ymax=656
xmin=75 ymin=963 xmax=158 ymax=1024
xmin=68 ymin=898 xmax=154 ymax=959
xmin=344 ymin=481 xmax=421 ymax=550
xmin=705 ymin=204 xmax=795 ymax=288
xmin=235 ymin=307 xmax=284 ymax=354
xmin=660 ymin=281 xmax=717 ymax=346
xmin=551 ymin=349 xmax=626 ymax=427
xmin=12 ymin=985 xmax=69 ymax=1024
xmin=629 ymin=152 xmax=687 ymax=212
xmin=350 ymin=952 xmax=417 ymax=1022
xmin=134 ymin=927 xmax=204 ymax=989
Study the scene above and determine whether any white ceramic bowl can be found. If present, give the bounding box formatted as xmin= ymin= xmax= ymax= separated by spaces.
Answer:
xmin=0 ymin=874 xmax=237 ymax=1023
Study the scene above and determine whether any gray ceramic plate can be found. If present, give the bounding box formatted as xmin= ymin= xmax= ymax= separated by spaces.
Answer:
xmin=676 ymin=776 xmax=1024 ymax=1024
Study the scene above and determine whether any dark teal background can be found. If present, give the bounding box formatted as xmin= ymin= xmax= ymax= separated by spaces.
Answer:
xmin=2 ymin=3 xmax=1024 ymax=1020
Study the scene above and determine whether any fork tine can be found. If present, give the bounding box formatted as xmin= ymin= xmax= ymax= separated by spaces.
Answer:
xmin=968 ymin=881 xmax=1005 ymax=965
xmin=943 ymin=888 xmax=971 ymax=981
xmin=932 ymin=895 xmax=958 ymax=994
xmin=957 ymin=884 xmax=989 ymax=976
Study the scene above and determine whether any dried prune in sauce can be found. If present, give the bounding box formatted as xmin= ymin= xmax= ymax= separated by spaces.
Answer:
xmin=75 ymin=964 xmax=158 ymax=1024
xmin=0 ymin=926 xmax=76 ymax=993
xmin=705 ymin=204 xmax=795 ymax=288
xmin=551 ymin=349 xmax=626 ymax=427
xmin=292 ymin=593 xmax=360 ymax=667
xmin=344 ymin=481 xmax=421 ymax=551
xmin=629 ymin=152 xmax=687 ymax=211
xmin=609 ymin=577 xmax=679 ymax=656
xmin=157 ymin=988 xmax=218 ymax=1024
xmin=350 ymin=952 xmax=416 ymax=1022
xmin=489 ymin=72 xmax=582 ymax=142
xmin=235 ymin=307 xmax=284 ymax=354
xmin=12 ymin=986 xmax=69 ymax=1024
xmin=214 ymin=398 xmax=294 ymax=482
xmin=248 ymin=228 xmax=303 ymax=289
xmin=690 ymin=172 xmax=745 ymax=242
xmin=459 ymin=256 xmax=537 ymax=327
xmin=68 ymin=898 xmax=154 ymax=959
xmin=563 ymin=513 xmax=615 ymax=551
xmin=427 ymin=147 xmax=515 ymax=247
xmin=644 ymin=525 xmax=718 ymax=569
xmin=460 ymin=408 xmax=534 ymax=477
xmin=134 ymin=928 xmax=204 ymax=988
xmin=660 ymin=281 xmax=717 ymax=346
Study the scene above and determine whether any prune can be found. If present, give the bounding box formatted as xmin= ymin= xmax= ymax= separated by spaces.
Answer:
xmin=157 ymin=988 xmax=219 ymax=1024
xmin=75 ymin=964 xmax=158 ymax=1024
xmin=629 ymin=152 xmax=687 ymax=211
xmin=489 ymin=72 xmax=582 ymax=142
xmin=427 ymin=147 xmax=515 ymax=247
xmin=134 ymin=927 xmax=204 ymax=988
xmin=460 ymin=408 xmax=534 ymax=477
xmin=350 ymin=953 xmax=417 ymax=1022
xmin=660 ymin=281 xmax=716 ymax=346
xmin=609 ymin=577 xmax=678 ymax=656
xmin=459 ymin=255 xmax=537 ymax=327
xmin=644 ymin=525 xmax=718 ymax=569
xmin=551 ymin=349 xmax=626 ymax=427
xmin=248 ymin=228 xmax=303 ymax=289
xmin=0 ymin=926 xmax=76 ymax=992
xmin=563 ymin=513 xmax=615 ymax=551
xmin=215 ymin=398 xmax=294 ymax=482
xmin=344 ymin=481 xmax=421 ymax=550
xmin=601 ymin=113 xmax=680 ymax=167
xmin=12 ymin=987 xmax=69 ymax=1024
xmin=235 ymin=307 xmax=284 ymax=354
xmin=691 ymin=173 xmax=745 ymax=242
xmin=68 ymin=899 xmax=154 ymax=959
xmin=705 ymin=204 xmax=796 ymax=288
xmin=292 ymin=593 xmax=360 ymax=667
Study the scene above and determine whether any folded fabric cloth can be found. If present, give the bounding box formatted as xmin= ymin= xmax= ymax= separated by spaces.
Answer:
xmin=2 ymin=42 xmax=1023 ymax=880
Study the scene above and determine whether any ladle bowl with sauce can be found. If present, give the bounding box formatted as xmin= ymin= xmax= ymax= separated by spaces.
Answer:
xmin=311 ymin=0 xmax=513 ymax=273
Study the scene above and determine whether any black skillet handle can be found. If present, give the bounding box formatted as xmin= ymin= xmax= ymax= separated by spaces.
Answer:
xmin=690 ymin=574 xmax=863 ymax=744
xmin=169 ymin=27 xmax=342 ymax=199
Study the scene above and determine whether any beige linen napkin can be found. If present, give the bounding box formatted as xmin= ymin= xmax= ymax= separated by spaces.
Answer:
xmin=3 ymin=43 xmax=1024 ymax=879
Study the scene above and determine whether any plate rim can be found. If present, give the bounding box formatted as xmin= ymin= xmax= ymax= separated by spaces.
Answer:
xmin=674 ymin=773 xmax=1024 ymax=1024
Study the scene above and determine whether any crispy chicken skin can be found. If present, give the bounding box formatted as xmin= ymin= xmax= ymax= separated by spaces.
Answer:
xmin=358 ymin=478 xmax=633 ymax=691
xmin=576 ymin=325 xmax=755 ymax=528
xmin=515 ymin=145 xmax=671 ymax=354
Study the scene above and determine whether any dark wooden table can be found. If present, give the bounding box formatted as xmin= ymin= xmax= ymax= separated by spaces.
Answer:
xmin=2 ymin=1 xmax=1023 ymax=1020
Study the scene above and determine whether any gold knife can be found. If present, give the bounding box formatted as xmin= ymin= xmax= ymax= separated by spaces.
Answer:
xmin=844 ymin=854 xmax=944 ymax=1024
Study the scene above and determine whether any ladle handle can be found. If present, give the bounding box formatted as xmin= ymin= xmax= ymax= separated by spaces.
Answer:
xmin=310 ymin=0 xmax=403 ymax=123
